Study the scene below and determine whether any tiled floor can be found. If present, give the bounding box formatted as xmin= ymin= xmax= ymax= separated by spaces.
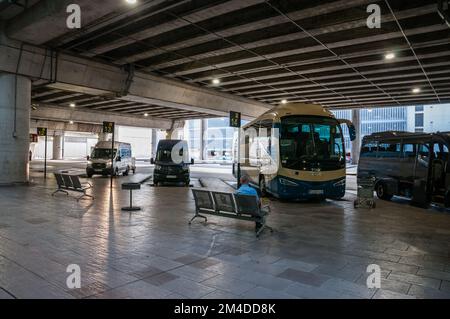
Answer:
xmin=0 ymin=172 xmax=450 ymax=299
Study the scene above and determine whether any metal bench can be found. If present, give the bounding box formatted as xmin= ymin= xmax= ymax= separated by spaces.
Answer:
xmin=52 ymin=173 xmax=94 ymax=201
xmin=190 ymin=189 xmax=273 ymax=237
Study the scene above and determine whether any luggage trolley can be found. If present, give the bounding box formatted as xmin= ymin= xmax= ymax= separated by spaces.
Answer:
xmin=354 ymin=176 xmax=376 ymax=209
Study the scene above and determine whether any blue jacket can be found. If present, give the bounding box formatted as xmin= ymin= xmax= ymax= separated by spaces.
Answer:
xmin=235 ymin=183 xmax=259 ymax=201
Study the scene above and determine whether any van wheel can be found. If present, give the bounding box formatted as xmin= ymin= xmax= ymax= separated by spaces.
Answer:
xmin=259 ymin=176 xmax=267 ymax=197
xmin=123 ymin=167 xmax=130 ymax=176
xmin=376 ymin=182 xmax=393 ymax=200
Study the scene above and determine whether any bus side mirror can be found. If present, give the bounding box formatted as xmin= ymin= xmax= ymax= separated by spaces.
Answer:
xmin=338 ymin=119 xmax=356 ymax=141
xmin=191 ymin=158 xmax=195 ymax=165
xmin=348 ymin=124 xmax=356 ymax=141
xmin=150 ymin=158 xmax=155 ymax=164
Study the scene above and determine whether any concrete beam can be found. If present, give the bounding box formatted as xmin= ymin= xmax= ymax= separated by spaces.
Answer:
xmin=0 ymin=40 xmax=270 ymax=120
xmin=5 ymin=0 xmax=127 ymax=45
xmin=30 ymin=119 xmax=102 ymax=134
xmin=31 ymin=104 xmax=173 ymax=130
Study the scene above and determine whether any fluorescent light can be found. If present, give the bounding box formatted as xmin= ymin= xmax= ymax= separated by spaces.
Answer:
xmin=212 ymin=78 xmax=221 ymax=85
xmin=281 ymin=99 xmax=288 ymax=104
xmin=144 ymin=113 xmax=149 ymax=117
xmin=385 ymin=53 xmax=395 ymax=60
xmin=69 ymin=121 xmax=74 ymax=125
xmin=69 ymin=103 xmax=76 ymax=108
xmin=126 ymin=0 xmax=137 ymax=4
xmin=412 ymin=88 xmax=421 ymax=94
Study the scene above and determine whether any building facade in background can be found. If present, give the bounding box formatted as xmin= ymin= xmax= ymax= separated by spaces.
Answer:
xmin=332 ymin=104 xmax=450 ymax=154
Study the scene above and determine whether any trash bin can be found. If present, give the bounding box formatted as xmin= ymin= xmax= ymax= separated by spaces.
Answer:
xmin=121 ymin=183 xmax=141 ymax=211
xmin=354 ymin=176 xmax=376 ymax=209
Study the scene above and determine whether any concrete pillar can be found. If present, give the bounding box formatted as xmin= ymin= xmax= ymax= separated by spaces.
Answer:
xmin=98 ymin=132 xmax=110 ymax=141
xmin=165 ymin=120 xmax=185 ymax=140
xmin=151 ymin=129 xmax=158 ymax=158
xmin=200 ymin=119 xmax=206 ymax=161
xmin=0 ymin=73 xmax=31 ymax=185
xmin=52 ymin=132 xmax=63 ymax=160
xmin=351 ymin=109 xmax=361 ymax=165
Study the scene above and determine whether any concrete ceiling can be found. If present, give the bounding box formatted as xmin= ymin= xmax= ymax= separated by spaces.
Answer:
xmin=3 ymin=0 xmax=450 ymax=115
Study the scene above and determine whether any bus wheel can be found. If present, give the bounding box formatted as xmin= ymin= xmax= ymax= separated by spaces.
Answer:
xmin=259 ymin=176 xmax=267 ymax=197
xmin=376 ymin=182 xmax=393 ymax=200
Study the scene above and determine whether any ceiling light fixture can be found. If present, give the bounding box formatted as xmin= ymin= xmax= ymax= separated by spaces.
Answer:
xmin=69 ymin=120 xmax=74 ymax=125
xmin=126 ymin=0 xmax=137 ymax=4
xmin=69 ymin=103 xmax=76 ymax=108
xmin=384 ymin=52 xmax=395 ymax=60
xmin=281 ymin=99 xmax=288 ymax=104
xmin=412 ymin=88 xmax=421 ymax=94
xmin=144 ymin=113 xmax=149 ymax=117
xmin=212 ymin=78 xmax=221 ymax=85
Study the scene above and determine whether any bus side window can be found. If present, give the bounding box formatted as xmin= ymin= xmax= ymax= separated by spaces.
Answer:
xmin=378 ymin=143 xmax=401 ymax=158
xmin=434 ymin=143 xmax=449 ymax=161
xmin=361 ymin=142 xmax=377 ymax=158
xmin=417 ymin=144 xmax=430 ymax=167
xmin=402 ymin=143 xmax=416 ymax=159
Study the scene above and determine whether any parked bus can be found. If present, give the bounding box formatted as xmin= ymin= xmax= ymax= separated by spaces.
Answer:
xmin=358 ymin=131 xmax=450 ymax=208
xmin=233 ymin=103 xmax=355 ymax=200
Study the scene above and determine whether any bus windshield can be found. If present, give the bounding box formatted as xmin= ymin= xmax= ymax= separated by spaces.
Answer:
xmin=280 ymin=116 xmax=345 ymax=170
xmin=91 ymin=148 xmax=117 ymax=159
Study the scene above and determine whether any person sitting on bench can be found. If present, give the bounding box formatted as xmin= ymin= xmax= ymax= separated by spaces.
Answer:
xmin=235 ymin=175 xmax=261 ymax=206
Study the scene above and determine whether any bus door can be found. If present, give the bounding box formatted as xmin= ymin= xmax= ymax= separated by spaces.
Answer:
xmin=412 ymin=143 xmax=431 ymax=205
xmin=401 ymin=142 xmax=417 ymax=186
xmin=431 ymin=142 xmax=449 ymax=205
xmin=259 ymin=119 xmax=276 ymax=192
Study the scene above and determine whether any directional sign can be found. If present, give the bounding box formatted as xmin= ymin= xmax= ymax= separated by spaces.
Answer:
xmin=103 ymin=121 xmax=115 ymax=134
xmin=37 ymin=127 xmax=47 ymax=137
xmin=229 ymin=111 xmax=241 ymax=128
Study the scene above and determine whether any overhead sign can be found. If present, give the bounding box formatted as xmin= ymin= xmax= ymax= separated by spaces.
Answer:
xmin=37 ymin=127 xmax=47 ymax=137
xmin=229 ymin=111 xmax=241 ymax=128
xmin=103 ymin=121 xmax=115 ymax=134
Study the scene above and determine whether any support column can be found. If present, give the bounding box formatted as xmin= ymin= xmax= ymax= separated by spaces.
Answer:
xmin=351 ymin=109 xmax=361 ymax=165
xmin=52 ymin=132 xmax=63 ymax=160
xmin=98 ymin=132 xmax=110 ymax=141
xmin=200 ymin=119 xmax=206 ymax=161
xmin=151 ymin=129 xmax=158 ymax=158
xmin=165 ymin=120 xmax=185 ymax=140
xmin=0 ymin=73 xmax=31 ymax=185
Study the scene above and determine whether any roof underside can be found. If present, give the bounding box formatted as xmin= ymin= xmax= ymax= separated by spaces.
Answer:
xmin=4 ymin=0 xmax=450 ymax=118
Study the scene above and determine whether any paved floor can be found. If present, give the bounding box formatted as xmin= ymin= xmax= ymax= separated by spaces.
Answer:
xmin=0 ymin=171 xmax=450 ymax=299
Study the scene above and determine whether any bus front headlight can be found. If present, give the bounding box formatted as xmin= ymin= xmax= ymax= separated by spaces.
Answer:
xmin=279 ymin=177 xmax=298 ymax=186
xmin=334 ymin=178 xmax=346 ymax=187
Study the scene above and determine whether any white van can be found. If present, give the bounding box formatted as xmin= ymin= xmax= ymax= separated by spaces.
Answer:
xmin=86 ymin=141 xmax=136 ymax=177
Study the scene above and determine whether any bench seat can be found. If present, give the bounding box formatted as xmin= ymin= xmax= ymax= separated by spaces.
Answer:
xmin=190 ymin=189 xmax=272 ymax=237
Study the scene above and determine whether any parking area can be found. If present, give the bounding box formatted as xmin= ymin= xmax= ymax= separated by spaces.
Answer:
xmin=1 ymin=170 xmax=450 ymax=299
